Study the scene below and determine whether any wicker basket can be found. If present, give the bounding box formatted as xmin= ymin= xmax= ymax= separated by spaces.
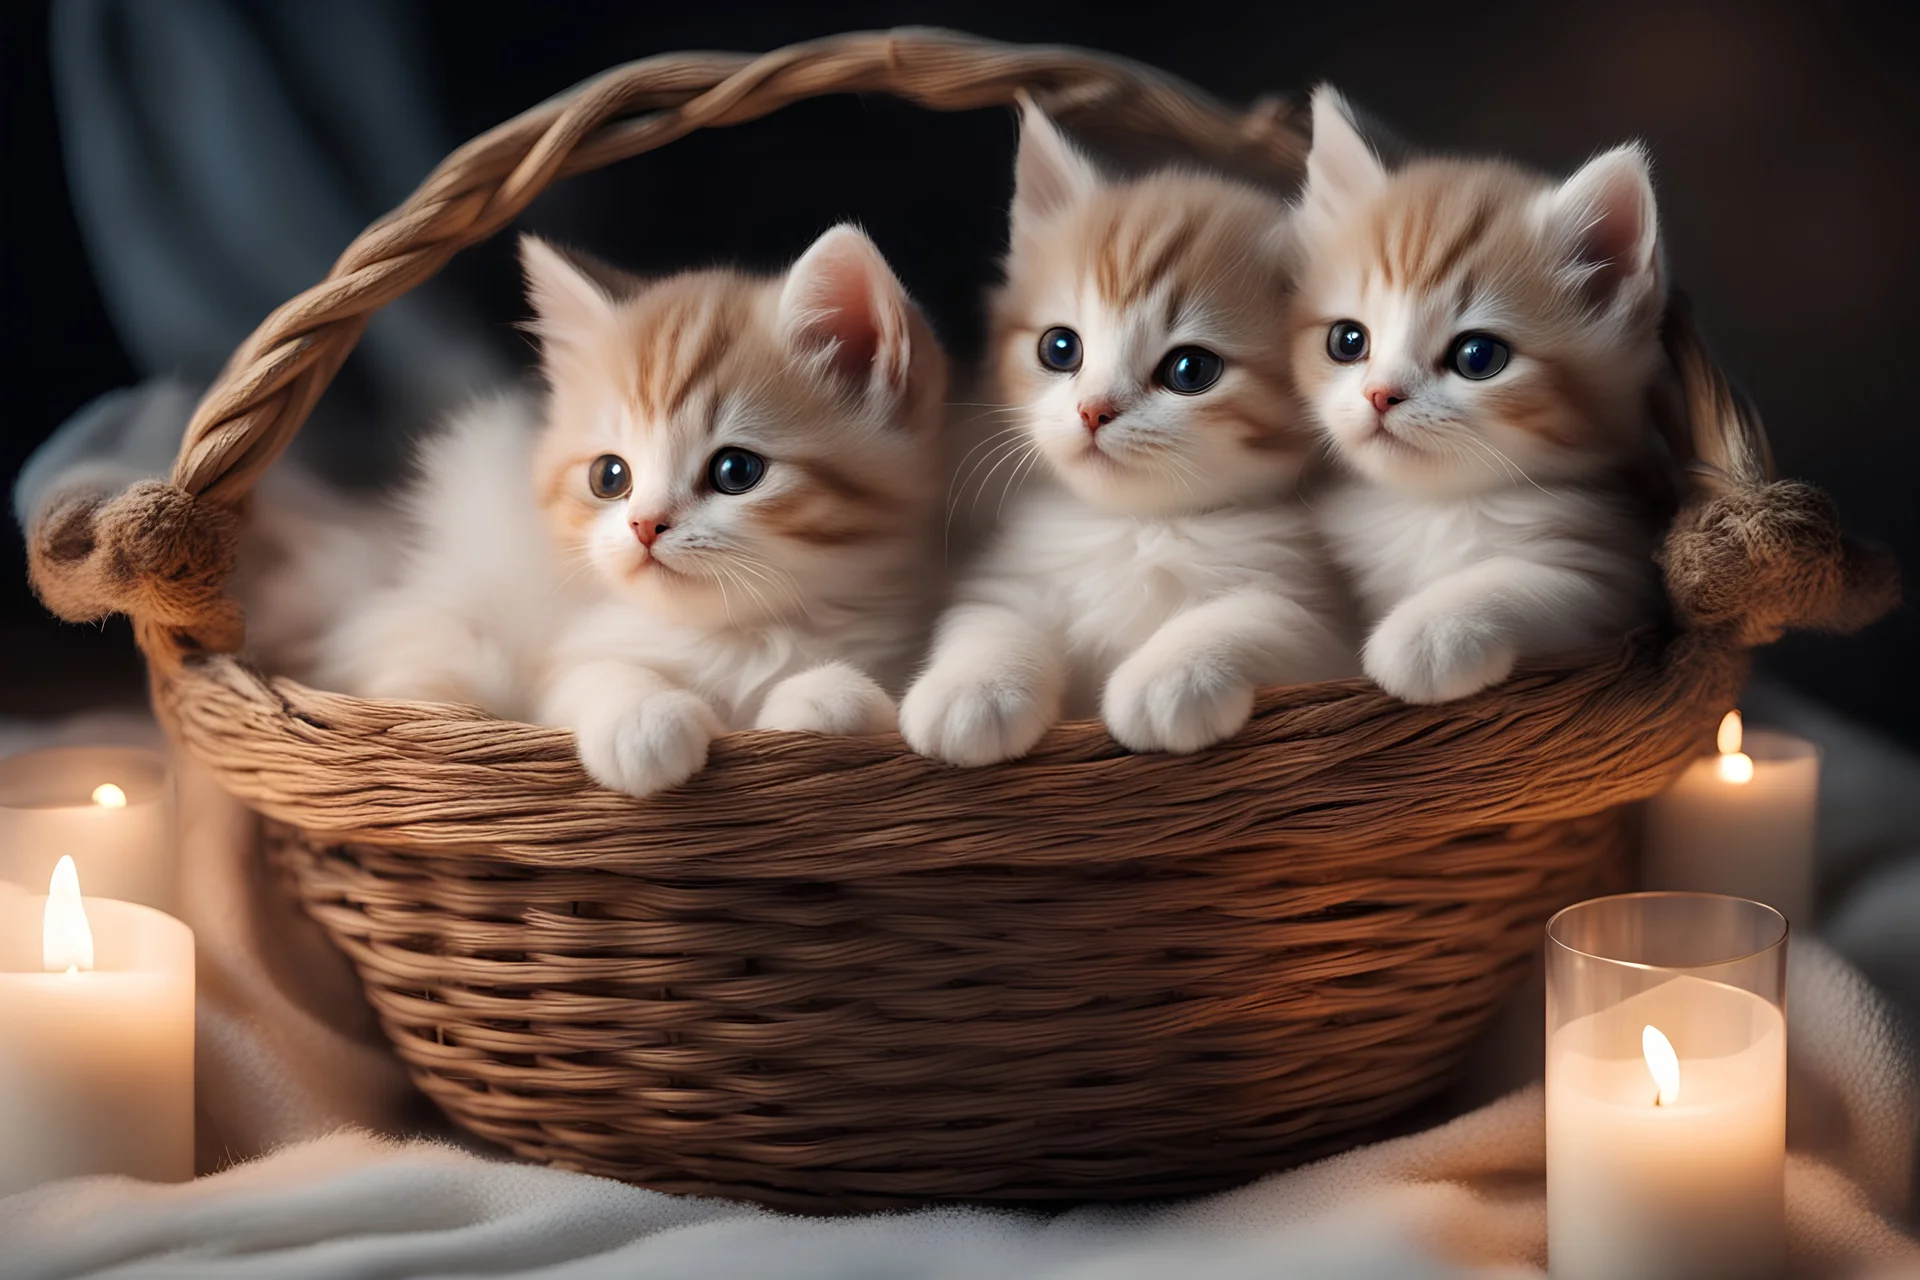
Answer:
xmin=27 ymin=30 xmax=1899 ymax=1212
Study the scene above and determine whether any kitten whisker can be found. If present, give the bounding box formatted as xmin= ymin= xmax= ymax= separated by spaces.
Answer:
xmin=968 ymin=435 xmax=1039 ymax=526
xmin=993 ymin=443 xmax=1043 ymax=523
xmin=946 ymin=433 xmax=1034 ymax=537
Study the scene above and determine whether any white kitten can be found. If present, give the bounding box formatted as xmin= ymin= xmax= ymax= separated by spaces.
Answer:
xmin=320 ymin=225 xmax=948 ymax=796
xmin=1290 ymin=88 xmax=1668 ymax=704
xmin=900 ymin=102 xmax=1354 ymax=766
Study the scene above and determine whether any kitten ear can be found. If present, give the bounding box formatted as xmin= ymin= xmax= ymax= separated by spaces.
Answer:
xmin=779 ymin=223 xmax=913 ymax=401
xmin=1304 ymin=85 xmax=1387 ymax=215
xmin=1541 ymin=144 xmax=1663 ymax=308
xmin=519 ymin=235 xmax=619 ymax=348
xmin=1011 ymin=94 xmax=1100 ymax=227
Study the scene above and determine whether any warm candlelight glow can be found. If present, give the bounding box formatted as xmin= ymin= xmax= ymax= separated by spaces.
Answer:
xmin=1715 ymin=711 xmax=1754 ymax=784
xmin=43 ymin=855 xmax=95 ymax=975
xmin=1643 ymin=1024 xmax=1681 ymax=1107
xmin=90 ymin=783 xmax=127 ymax=809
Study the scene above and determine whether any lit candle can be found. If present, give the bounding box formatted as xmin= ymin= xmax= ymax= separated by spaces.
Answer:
xmin=1547 ymin=893 xmax=1787 ymax=1280
xmin=0 ymin=746 xmax=177 ymax=912
xmin=1643 ymin=712 xmax=1820 ymax=926
xmin=0 ymin=857 xmax=195 ymax=1195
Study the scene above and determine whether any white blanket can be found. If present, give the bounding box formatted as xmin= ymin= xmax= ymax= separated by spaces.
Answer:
xmin=2 ymin=697 xmax=1916 ymax=1279
xmin=2 ymin=925 xmax=1914 ymax=1279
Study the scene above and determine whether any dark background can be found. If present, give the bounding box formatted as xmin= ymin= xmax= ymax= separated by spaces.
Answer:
xmin=4 ymin=0 xmax=1914 ymax=739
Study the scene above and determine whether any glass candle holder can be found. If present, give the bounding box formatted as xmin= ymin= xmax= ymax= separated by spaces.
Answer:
xmin=1546 ymin=892 xmax=1787 ymax=1280
xmin=0 ymin=747 xmax=177 ymax=913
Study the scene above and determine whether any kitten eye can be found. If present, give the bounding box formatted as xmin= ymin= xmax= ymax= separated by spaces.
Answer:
xmin=1449 ymin=333 xmax=1511 ymax=380
xmin=1037 ymin=326 xmax=1083 ymax=373
xmin=1327 ymin=321 xmax=1369 ymax=363
xmin=707 ymin=447 xmax=767 ymax=496
xmin=1156 ymin=346 xmax=1225 ymax=395
xmin=587 ymin=454 xmax=631 ymax=500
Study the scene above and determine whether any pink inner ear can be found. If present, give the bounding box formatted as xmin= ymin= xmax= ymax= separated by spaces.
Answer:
xmin=1578 ymin=201 xmax=1645 ymax=276
xmin=806 ymin=274 xmax=883 ymax=384
xmin=1558 ymin=157 xmax=1657 ymax=305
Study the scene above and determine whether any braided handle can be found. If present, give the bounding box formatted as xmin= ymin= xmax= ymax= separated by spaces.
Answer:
xmin=170 ymin=29 xmax=1310 ymax=506
xmin=1658 ymin=296 xmax=1900 ymax=642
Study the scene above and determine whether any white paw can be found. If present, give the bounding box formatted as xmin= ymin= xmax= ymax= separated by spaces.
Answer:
xmin=576 ymin=690 xmax=723 ymax=797
xmin=1102 ymin=649 xmax=1254 ymax=754
xmin=756 ymin=664 xmax=897 ymax=735
xmin=899 ymin=668 xmax=1053 ymax=766
xmin=1363 ymin=604 xmax=1516 ymax=704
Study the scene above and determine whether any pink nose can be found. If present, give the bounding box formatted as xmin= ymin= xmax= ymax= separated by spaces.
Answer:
xmin=1366 ymin=387 xmax=1406 ymax=415
xmin=630 ymin=517 xmax=671 ymax=548
xmin=1078 ymin=399 xmax=1118 ymax=433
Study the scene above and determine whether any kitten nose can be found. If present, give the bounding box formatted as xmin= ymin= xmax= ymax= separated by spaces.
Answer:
xmin=1366 ymin=386 xmax=1407 ymax=414
xmin=1078 ymin=398 xmax=1119 ymax=433
xmin=630 ymin=516 xmax=672 ymax=548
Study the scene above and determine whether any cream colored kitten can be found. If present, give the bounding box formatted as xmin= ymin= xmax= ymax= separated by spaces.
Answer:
xmin=900 ymin=102 xmax=1353 ymax=766
xmin=1291 ymin=87 xmax=1668 ymax=705
xmin=320 ymin=225 xmax=947 ymax=796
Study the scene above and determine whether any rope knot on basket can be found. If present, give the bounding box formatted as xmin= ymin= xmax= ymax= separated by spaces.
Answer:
xmin=27 ymin=479 xmax=244 ymax=657
xmin=1662 ymin=480 xmax=1902 ymax=647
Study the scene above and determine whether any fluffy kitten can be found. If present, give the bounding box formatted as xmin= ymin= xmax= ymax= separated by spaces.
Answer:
xmin=321 ymin=225 xmax=947 ymax=796
xmin=1291 ymin=87 xmax=1668 ymax=704
xmin=899 ymin=102 xmax=1353 ymax=766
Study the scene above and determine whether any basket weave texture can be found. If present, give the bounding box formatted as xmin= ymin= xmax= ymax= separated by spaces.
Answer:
xmin=25 ymin=30 xmax=1900 ymax=1210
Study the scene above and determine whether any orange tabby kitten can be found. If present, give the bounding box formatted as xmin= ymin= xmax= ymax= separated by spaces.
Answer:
xmin=322 ymin=226 xmax=947 ymax=796
xmin=1291 ymin=87 xmax=1667 ymax=703
xmin=901 ymin=100 xmax=1353 ymax=765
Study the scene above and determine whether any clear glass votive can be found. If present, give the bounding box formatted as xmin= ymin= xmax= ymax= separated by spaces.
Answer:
xmin=0 ymin=746 xmax=178 ymax=913
xmin=1546 ymin=892 xmax=1787 ymax=1280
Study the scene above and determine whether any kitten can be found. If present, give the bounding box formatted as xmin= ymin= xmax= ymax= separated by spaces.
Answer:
xmin=899 ymin=101 xmax=1354 ymax=766
xmin=1290 ymin=87 xmax=1669 ymax=704
xmin=320 ymin=224 xmax=947 ymax=796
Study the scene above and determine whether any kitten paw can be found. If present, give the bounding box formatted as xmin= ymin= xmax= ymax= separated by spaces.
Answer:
xmin=1363 ymin=605 xmax=1517 ymax=704
xmin=899 ymin=669 xmax=1052 ymax=766
xmin=1102 ymin=650 xmax=1255 ymax=754
xmin=756 ymin=663 xmax=897 ymax=735
xmin=577 ymin=690 xmax=723 ymax=797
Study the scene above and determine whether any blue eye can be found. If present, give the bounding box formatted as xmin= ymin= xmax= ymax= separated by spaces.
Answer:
xmin=1156 ymin=346 xmax=1224 ymax=394
xmin=1327 ymin=321 xmax=1369 ymax=362
xmin=587 ymin=454 xmax=631 ymax=500
xmin=1450 ymin=333 xmax=1511 ymax=380
xmin=1038 ymin=326 xmax=1082 ymax=372
xmin=708 ymin=447 xmax=766 ymax=495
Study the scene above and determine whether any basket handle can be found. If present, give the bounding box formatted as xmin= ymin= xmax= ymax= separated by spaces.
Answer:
xmin=168 ymin=30 xmax=1312 ymax=510
xmin=24 ymin=27 xmax=1895 ymax=661
xmin=27 ymin=29 xmax=1310 ymax=661
xmin=1657 ymin=295 xmax=1899 ymax=643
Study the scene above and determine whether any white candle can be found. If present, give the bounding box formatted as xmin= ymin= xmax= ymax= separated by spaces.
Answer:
xmin=0 ymin=858 xmax=195 ymax=1195
xmin=1644 ymin=712 xmax=1819 ymax=926
xmin=0 ymin=746 xmax=177 ymax=912
xmin=1548 ymin=974 xmax=1786 ymax=1279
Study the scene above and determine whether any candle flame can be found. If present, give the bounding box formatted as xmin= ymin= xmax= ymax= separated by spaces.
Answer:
xmin=43 ymin=855 xmax=95 ymax=975
xmin=1643 ymin=1024 xmax=1680 ymax=1107
xmin=91 ymin=783 xmax=127 ymax=809
xmin=1717 ymin=710 xmax=1743 ymax=755
xmin=1715 ymin=710 xmax=1754 ymax=784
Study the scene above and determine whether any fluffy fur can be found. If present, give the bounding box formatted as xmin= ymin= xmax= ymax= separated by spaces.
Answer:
xmin=900 ymin=101 xmax=1353 ymax=766
xmin=319 ymin=225 xmax=947 ymax=796
xmin=1291 ymin=86 xmax=1669 ymax=704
